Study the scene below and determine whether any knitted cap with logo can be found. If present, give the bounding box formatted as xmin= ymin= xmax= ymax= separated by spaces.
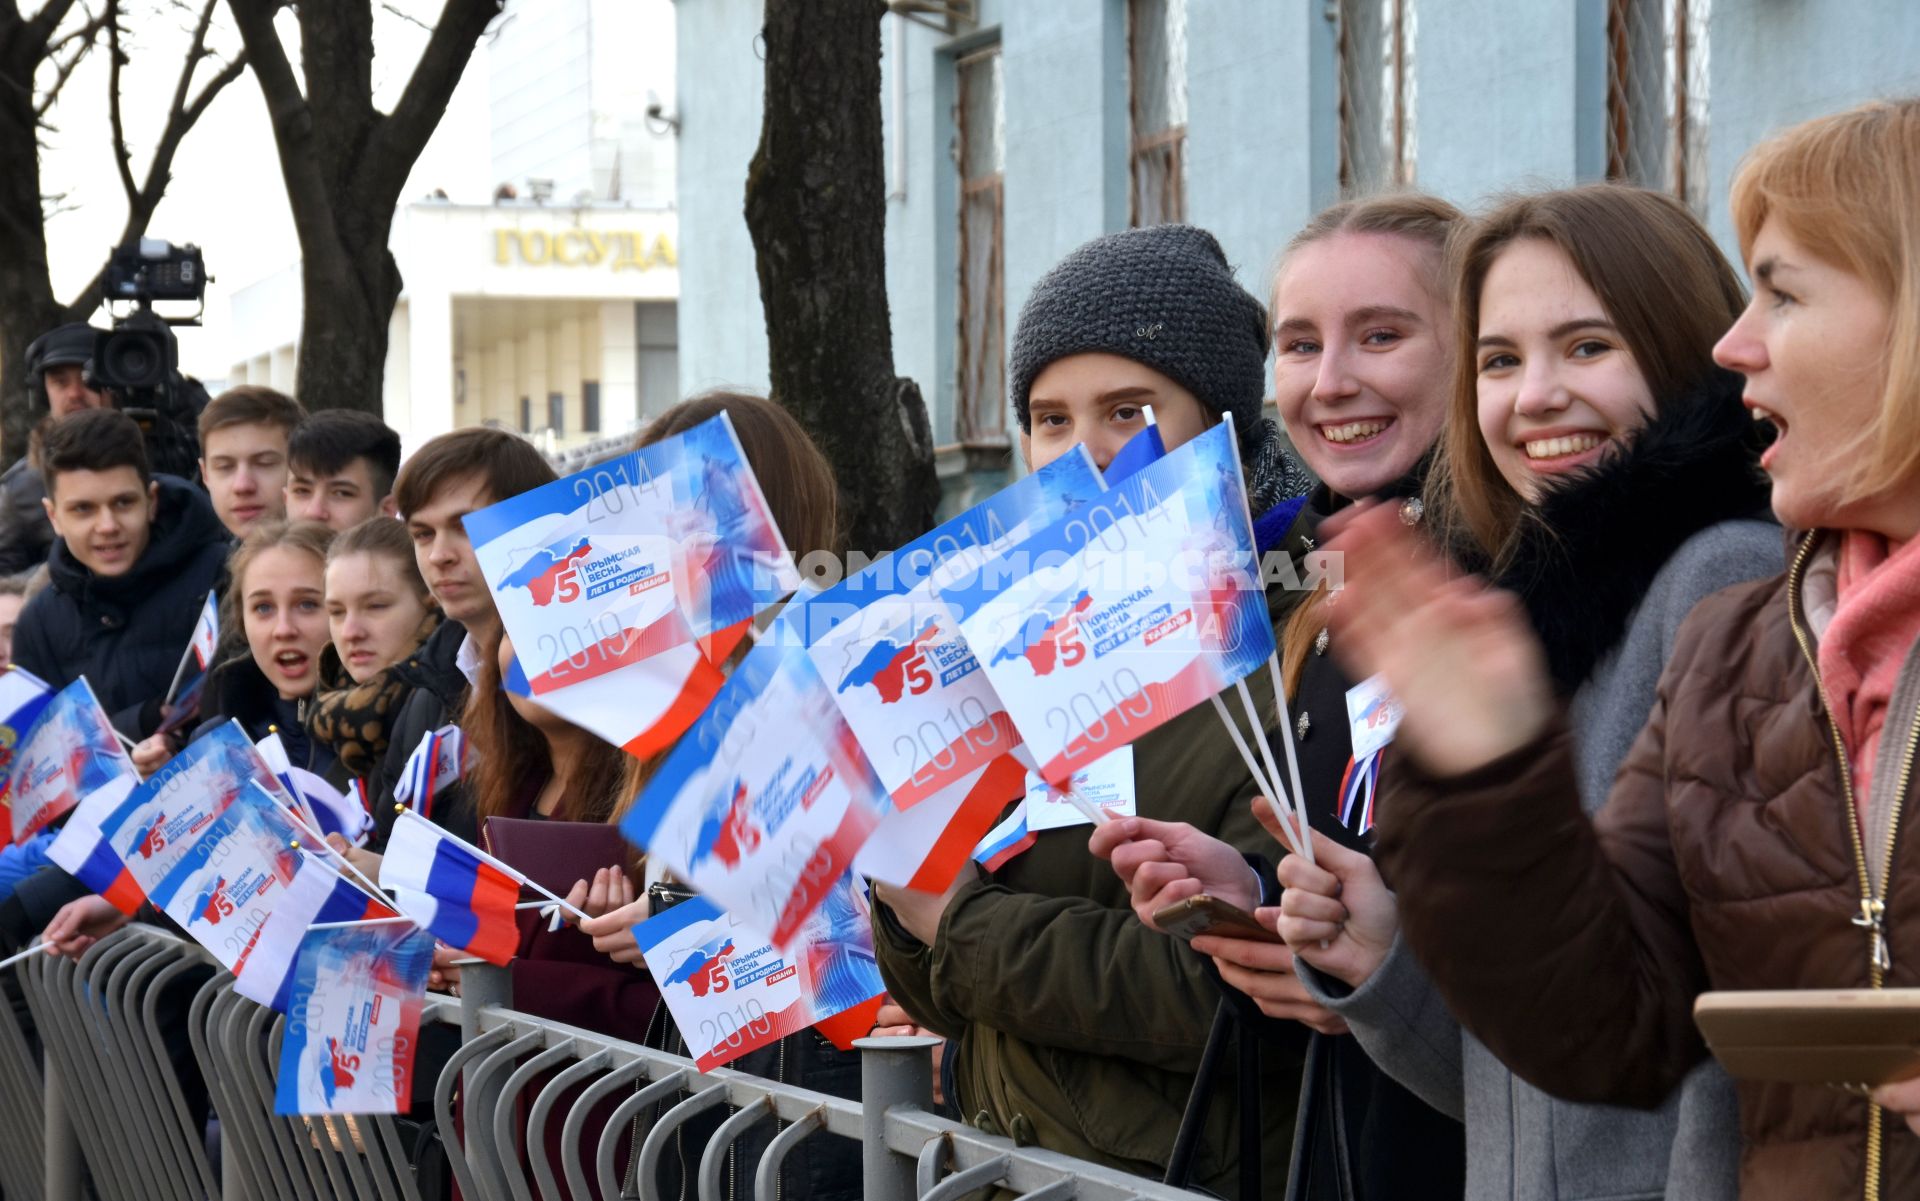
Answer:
xmin=1008 ymin=223 xmax=1308 ymax=515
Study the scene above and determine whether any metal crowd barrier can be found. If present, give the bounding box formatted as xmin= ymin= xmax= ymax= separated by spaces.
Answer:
xmin=12 ymin=924 xmax=219 ymax=1201
xmin=0 ymin=926 xmax=1205 ymax=1201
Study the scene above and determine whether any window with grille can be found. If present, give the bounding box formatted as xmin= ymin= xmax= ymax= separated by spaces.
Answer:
xmin=1128 ymin=0 xmax=1188 ymax=227
xmin=955 ymin=44 xmax=1007 ymax=447
xmin=1606 ymin=0 xmax=1710 ymax=215
xmin=1336 ymin=0 xmax=1416 ymax=196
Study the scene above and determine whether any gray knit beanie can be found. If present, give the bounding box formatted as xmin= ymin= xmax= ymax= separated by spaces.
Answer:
xmin=1009 ymin=224 xmax=1309 ymax=514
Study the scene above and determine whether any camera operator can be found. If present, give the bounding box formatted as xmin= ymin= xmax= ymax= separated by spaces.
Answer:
xmin=0 ymin=323 xmax=115 ymax=574
xmin=88 ymin=238 xmax=211 ymax=484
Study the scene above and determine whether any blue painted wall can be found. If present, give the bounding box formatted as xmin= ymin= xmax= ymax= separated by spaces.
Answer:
xmin=676 ymin=0 xmax=1920 ymax=487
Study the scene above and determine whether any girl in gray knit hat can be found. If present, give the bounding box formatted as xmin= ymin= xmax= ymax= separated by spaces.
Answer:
xmin=1009 ymin=223 xmax=1313 ymax=515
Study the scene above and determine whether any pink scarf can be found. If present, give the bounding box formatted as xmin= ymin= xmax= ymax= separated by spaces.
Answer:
xmin=1818 ymin=530 xmax=1920 ymax=818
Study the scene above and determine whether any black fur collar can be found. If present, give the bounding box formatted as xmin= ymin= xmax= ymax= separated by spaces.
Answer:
xmin=1493 ymin=368 xmax=1773 ymax=693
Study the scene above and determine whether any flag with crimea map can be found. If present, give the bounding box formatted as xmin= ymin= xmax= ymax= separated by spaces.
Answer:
xmin=464 ymin=411 xmax=802 ymax=759
xmin=793 ymin=446 xmax=1103 ymax=891
xmin=938 ymin=417 xmax=1273 ymax=787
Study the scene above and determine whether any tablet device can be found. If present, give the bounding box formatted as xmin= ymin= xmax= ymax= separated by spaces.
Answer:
xmin=1693 ymin=988 xmax=1920 ymax=1087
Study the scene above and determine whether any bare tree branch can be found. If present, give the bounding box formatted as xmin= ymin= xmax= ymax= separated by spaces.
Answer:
xmin=39 ymin=186 xmax=76 ymax=218
xmin=225 ymin=0 xmax=494 ymax=413
xmin=377 ymin=1 xmax=429 ymax=33
xmin=63 ymin=0 xmax=244 ymax=315
xmin=105 ymin=0 xmax=136 ymax=204
xmin=366 ymin=0 xmax=499 ymax=204
xmin=32 ymin=6 xmax=106 ymax=119
xmin=25 ymin=0 xmax=84 ymax=46
xmin=226 ymin=0 xmax=335 ymax=255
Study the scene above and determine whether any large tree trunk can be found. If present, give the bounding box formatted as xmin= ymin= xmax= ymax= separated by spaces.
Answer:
xmin=745 ymin=0 xmax=939 ymax=556
xmin=294 ymin=241 xmax=402 ymax=414
xmin=230 ymin=0 xmax=499 ymax=415
xmin=0 ymin=9 xmax=69 ymax=463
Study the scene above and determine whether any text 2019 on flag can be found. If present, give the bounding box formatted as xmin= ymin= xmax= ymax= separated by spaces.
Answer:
xmin=464 ymin=410 xmax=800 ymax=759
xmin=624 ymin=634 xmax=891 ymax=949
xmin=794 ymin=447 xmax=1104 ymax=891
xmin=939 ymin=419 xmax=1274 ymax=786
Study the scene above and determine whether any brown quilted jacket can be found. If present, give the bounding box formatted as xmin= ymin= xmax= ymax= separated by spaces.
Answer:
xmin=1373 ymin=531 xmax=1920 ymax=1201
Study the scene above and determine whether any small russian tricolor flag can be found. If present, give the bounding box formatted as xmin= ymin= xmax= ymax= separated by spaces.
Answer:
xmin=381 ymin=809 xmax=521 ymax=965
xmin=46 ymin=776 xmax=145 ymax=915
xmin=233 ymin=857 xmax=396 ymax=1011
xmin=393 ymin=726 xmax=467 ymax=818
xmin=971 ymin=800 xmax=1036 ymax=872
xmin=190 ymin=590 xmax=219 ymax=671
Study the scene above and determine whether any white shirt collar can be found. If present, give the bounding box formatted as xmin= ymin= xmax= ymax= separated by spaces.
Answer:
xmin=455 ymin=631 xmax=485 ymax=688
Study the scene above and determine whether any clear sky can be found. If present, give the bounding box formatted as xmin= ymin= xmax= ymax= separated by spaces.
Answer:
xmin=36 ymin=2 xmax=495 ymax=381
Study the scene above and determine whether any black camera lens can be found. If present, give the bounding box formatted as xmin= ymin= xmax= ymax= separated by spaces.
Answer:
xmin=98 ymin=330 xmax=169 ymax=390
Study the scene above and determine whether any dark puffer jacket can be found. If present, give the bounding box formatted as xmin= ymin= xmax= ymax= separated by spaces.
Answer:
xmin=367 ymin=617 xmax=478 ymax=848
xmin=12 ymin=474 xmax=229 ymax=738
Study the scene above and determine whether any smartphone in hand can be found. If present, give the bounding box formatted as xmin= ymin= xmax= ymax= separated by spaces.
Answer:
xmin=1152 ymin=895 xmax=1283 ymax=944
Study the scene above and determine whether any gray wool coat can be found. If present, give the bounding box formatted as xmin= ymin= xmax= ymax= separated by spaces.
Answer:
xmin=1297 ymin=519 xmax=1783 ymax=1201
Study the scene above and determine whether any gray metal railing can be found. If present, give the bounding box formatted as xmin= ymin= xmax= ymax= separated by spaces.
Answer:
xmin=1 ymin=926 xmax=1206 ymax=1201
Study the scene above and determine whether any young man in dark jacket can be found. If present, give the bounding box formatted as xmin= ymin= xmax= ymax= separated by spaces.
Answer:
xmin=363 ymin=427 xmax=555 ymax=848
xmin=12 ymin=408 xmax=228 ymax=739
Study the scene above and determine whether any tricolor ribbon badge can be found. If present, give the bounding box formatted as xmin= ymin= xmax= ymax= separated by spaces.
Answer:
xmin=1337 ymin=748 xmax=1383 ymax=837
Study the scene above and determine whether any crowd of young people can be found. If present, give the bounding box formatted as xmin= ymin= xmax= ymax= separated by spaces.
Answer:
xmin=0 ymin=95 xmax=1915 ymax=1200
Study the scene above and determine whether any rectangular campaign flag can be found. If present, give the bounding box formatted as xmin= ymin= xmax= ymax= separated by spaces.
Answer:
xmin=147 ymin=783 xmax=306 ymax=971
xmin=45 ymin=775 xmax=145 ymax=913
xmin=9 ymin=678 xmax=133 ymax=842
xmin=465 ymin=410 xmax=799 ymax=759
xmin=796 ymin=448 xmax=1103 ymax=891
xmin=940 ymin=419 xmax=1274 ymax=786
xmin=381 ymin=808 xmax=521 ymax=966
xmin=635 ymin=873 xmax=885 ymax=1071
xmin=100 ymin=722 xmax=288 ymax=905
xmin=234 ymin=854 xmax=396 ymax=1011
xmin=0 ymin=667 xmax=55 ymax=847
xmin=624 ymin=635 xmax=892 ymax=949
xmin=274 ymin=923 xmax=433 ymax=1116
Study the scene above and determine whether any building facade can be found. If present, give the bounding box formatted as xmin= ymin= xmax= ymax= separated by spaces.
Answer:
xmin=227 ymin=0 xmax=680 ymax=458
xmin=675 ymin=0 xmax=1920 ymax=507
